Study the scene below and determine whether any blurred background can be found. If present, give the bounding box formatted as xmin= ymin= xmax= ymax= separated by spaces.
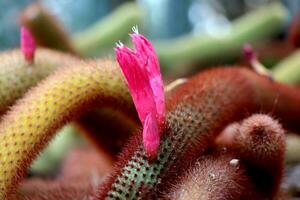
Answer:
xmin=1 ymin=0 xmax=300 ymax=48
xmin=1 ymin=0 xmax=300 ymax=78
xmin=2 ymin=0 xmax=300 ymax=198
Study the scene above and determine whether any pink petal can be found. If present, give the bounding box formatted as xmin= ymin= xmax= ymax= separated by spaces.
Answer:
xmin=130 ymin=33 xmax=159 ymax=70
xmin=20 ymin=26 xmax=36 ymax=62
xmin=115 ymin=45 xmax=157 ymax=124
xmin=115 ymin=32 xmax=166 ymax=159
xmin=131 ymin=33 xmax=165 ymax=125
xmin=143 ymin=113 xmax=160 ymax=159
xmin=242 ymin=44 xmax=272 ymax=78
xmin=242 ymin=44 xmax=258 ymax=64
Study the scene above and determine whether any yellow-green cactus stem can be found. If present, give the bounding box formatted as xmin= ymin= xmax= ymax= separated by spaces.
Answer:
xmin=0 ymin=60 xmax=133 ymax=199
xmin=0 ymin=48 xmax=79 ymax=114
xmin=157 ymin=2 xmax=287 ymax=75
xmin=73 ymin=2 xmax=141 ymax=57
xmin=273 ymin=50 xmax=300 ymax=84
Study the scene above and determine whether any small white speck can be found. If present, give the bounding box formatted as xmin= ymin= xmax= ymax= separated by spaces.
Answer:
xmin=132 ymin=25 xmax=139 ymax=34
xmin=115 ymin=40 xmax=124 ymax=48
xmin=229 ymin=159 xmax=239 ymax=167
xmin=209 ymin=173 xmax=216 ymax=179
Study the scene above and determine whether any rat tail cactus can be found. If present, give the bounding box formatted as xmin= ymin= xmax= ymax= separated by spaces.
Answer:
xmin=163 ymin=152 xmax=258 ymax=200
xmin=163 ymin=114 xmax=285 ymax=200
xmin=97 ymin=66 xmax=300 ymax=199
xmin=0 ymin=59 xmax=134 ymax=199
xmin=0 ymin=40 xmax=79 ymax=115
xmin=0 ymin=28 xmax=300 ymax=199
xmin=217 ymin=114 xmax=286 ymax=198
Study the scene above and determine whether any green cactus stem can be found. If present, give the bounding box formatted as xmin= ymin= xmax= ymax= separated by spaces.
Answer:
xmin=73 ymin=2 xmax=142 ymax=57
xmin=156 ymin=2 xmax=287 ymax=75
xmin=273 ymin=50 xmax=300 ymax=84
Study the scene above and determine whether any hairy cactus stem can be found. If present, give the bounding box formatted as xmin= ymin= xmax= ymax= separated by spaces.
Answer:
xmin=97 ymin=67 xmax=300 ymax=199
xmin=163 ymin=152 xmax=259 ymax=200
xmin=0 ymin=60 xmax=135 ymax=199
xmin=225 ymin=114 xmax=286 ymax=198
xmin=0 ymin=49 xmax=138 ymax=161
xmin=0 ymin=49 xmax=79 ymax=115
xmin=15 ymin=179 xmax=95 ymax=200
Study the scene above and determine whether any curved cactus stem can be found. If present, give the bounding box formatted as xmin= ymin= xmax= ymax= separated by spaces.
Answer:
xmin=0 ymin=60 xmax=134 ymax=198
xmin=0 ymin=48 xmax=79 ymax=115
xmin=0 ymin=49 xmax=138 ymax=175
xmin=157 ymin=2 xmax=287 ymax=75
xmin=164 ymin=152 xmax=259 ymax=200
xmin=273 ymin=50 xmax=300 ymax=84
xmin=15 ymin=179 xmax=95 ymax=200
xmin=97 ymin=67 xmax=300 ymax=199
xmin=217 ymin=114 xmax=286 ymax=198
xmin=73 ymin=2 xmax=141 ymax=57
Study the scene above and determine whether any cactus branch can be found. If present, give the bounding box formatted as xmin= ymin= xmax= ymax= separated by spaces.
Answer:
xmin=0 ymin=49 xmax=79 ymax=115
xmin=0 ymin=60 xmax=134 ymax=198
xmin=97 ymin=67 xmax=300 ymax=199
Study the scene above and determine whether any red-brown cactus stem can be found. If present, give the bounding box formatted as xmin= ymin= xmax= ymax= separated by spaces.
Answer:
xmin=15 ymin=179 xmax=95 ymax=200
xmin=288 ymin=12 xmax=300 ymax=48
xmin=76 ymin=64 xmax=183 ymax=159
xmin=0 ymin=60 xmax=135 ymax=199
xmin=0 ymin=48 xmax=79 ymax=115
xmin=229 ymin=114 xmax=285 ymax=198
xmin=97 ymin=67 xmax=300 ymax=199
xmin=162 ymin=152 xmax=259 ymax=200
xmin=76 ymin=108 xmax=138 ymax=157
xmin=20 ymin=3 xmax=77 ymax=54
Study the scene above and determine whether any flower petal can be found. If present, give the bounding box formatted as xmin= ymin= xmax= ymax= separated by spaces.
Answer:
xmin=20 ymin=26 xmax=36 ymax=62
xmin=115 ymin=45 xmax=157 ymax=124
xmin=242 ymin=44 xmax=273 ymax=79
xmin=143 ymin=113 xmax=160 ymax=159
xmin=131 ymin=33 xmax=165 ymax=124
xmin=115 ymin=32 xmax=166 ymax=159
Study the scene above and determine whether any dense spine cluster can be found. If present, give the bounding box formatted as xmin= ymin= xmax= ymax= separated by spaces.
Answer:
xmin=164 ymin=114 xmax=286 ymax=200
xmin=227 ymin=114 xmax=285 ymax=198
xmin=163 ymin=152 xmax=257 ymax=200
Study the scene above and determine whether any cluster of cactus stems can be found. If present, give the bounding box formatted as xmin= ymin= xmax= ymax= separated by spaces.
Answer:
xmin=20 ymin=2 xmax=288 ymax=73
xmin=1 ymin=25 xmax=300 ymax=200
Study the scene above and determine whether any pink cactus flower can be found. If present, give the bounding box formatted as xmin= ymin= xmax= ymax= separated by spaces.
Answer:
xmin=115 ymin=27 xmax=165 ymax=159
xmin=130 ymin=32 xmax=165 ymax=124
xmin=20 ymin=26 xmax=36 ymax=62
xmin=115 ymin=44 xmax=157 ymax=124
